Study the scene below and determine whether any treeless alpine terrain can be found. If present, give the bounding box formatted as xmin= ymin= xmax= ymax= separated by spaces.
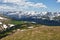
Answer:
xmin=1 ymin=25 xmax=60 ymax=40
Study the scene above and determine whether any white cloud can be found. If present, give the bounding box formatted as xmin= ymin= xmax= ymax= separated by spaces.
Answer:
xmin=34 ymin=3 xmax=47 ymax=8
xmin=0 ymin=0 xmax=47 ymax=11
xmin=0 ymin=5 xmax=17 ymax=11
xmin=3 ymin=0 xmax=24 ymax=3
xmin=3 ymin=0 xmax=47 ymax=8
xmin=57 ymin=0 xmax=60 ymax=2
xmin=3 ymin=0 xmax=26 ymax=4
xmin=0 ymin=5 xmax=13 ymax=9
xmin=23 ymin=2 xmax=47 ymax=8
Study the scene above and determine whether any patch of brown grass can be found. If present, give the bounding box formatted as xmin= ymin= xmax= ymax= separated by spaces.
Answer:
xmin=1 ymin=26 xmax=60 ymax=40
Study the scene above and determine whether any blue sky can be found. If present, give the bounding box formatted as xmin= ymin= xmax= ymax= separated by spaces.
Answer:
xmin=0 ymin=0 xmax=60 ymax=12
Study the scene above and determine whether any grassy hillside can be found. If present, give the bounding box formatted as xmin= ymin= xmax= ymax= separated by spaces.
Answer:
xmin=0 ymin=19 xmax=41 ymax=39
xmin=1 ymin=26 xmax=60 ymax=40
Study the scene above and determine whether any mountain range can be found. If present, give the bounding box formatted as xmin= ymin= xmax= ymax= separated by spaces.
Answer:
xmin=0 ymin=11 xmax=60 ymax=21
xmin=0 ymin=11 xmax=60 ymax=26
